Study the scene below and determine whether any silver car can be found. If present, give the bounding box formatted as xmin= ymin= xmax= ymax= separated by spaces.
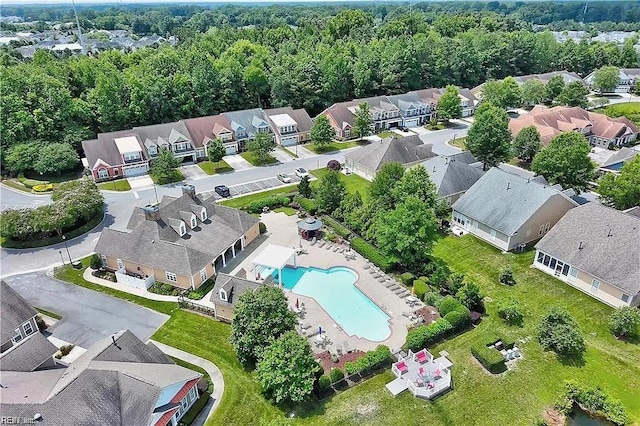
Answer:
xmin=277 ymin=173 xmax=292 ymax=183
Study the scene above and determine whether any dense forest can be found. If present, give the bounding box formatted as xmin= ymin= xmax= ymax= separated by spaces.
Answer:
xmin=1 ymin=2 xmax=639 ymax=162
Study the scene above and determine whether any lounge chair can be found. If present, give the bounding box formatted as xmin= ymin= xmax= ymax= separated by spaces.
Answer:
xmin=373 ymin=274 xmax=382 ymax=279
xmin=338 ymin=248 xmax=345 ymax=253
xmin=325 ymin=244 xmax=332 ymax=250
xmin=332 ymin=246 xmax=339 ymax=252
xmin=363 ymin=264 xmax=371 ymax=270
xmin=415 ymin=350 xmax=429 ymax=364
xmin=393 ymin=288 xmax=405 ymax=295
xmin=384 ymin=282 xmax=395 ymax=288
xmin=395 ymin=361 xmax=408 ymax=374
xmin=318 ymin=241 xmax=325 ymax=248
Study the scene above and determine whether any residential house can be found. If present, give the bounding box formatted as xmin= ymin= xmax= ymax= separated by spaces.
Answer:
xmin=471 ymin=71 xmax=584 ymax=99
xmin=222 ymin=108 xmax=273 ymax=151
xmin=344 ymin=135 xmax=436 ymax=180
xmin=418 ymin=152 xmax=485 ymax=204
xmin=81 ymin=130 xmax=149 ymax=181
xmin=597 ymin=147 xmax=640 ymax=174
xmin=1 ymin=280 xmax=58 ymax=372
xmin=264 ymin=106 xmax=313 ymax=147
xmin=319 ymin=99 xmax=361 ymax=139
xmin=533 ymin=203 xmax=640 ymax=307
xmin=183 ymin=114 xmax=239 ymax=156
xmin=0 ymin=329 xmax=202 ymax=426
xmin=509 ymin=105 xmax=639 ymax=148
xmin=451 ymin=167 xmax=579 ymax=251
xmin=94 ymin=185 xmax=260 ymax=290
xmin=413 ymin=87 xmax=478 ymax=118
xmin=210 ymin=273 xmax=263 ymax=321
xmin=135 ymin=121 xmax=200 ymax=162
xmin=385 ymin=92 xmax=435 ymax=127
xmin=584 ymin=68 xmax=640 ymax=93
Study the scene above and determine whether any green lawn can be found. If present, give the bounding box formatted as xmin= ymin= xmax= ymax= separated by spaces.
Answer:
xmin=220 ymin=185 xmax=298 ymax=209
xmin=310 ymin=169 xmax=371 ymax=200
xmin=1 ymin=180 xmax=33 ymax=193
xmin=274 ymin=206 xmax=298 ymax=216
xmin=241 ymin=152 xmax=278 ymax=166
xmin=306 ymin=140 xmax=363 ymax=154
xmin=376 ymin=131 xmax=396 ymax=139
xmin=97 ymin=180 xmax=131 ymax=191
xmin=151 ymin=170 xmax=185 ymax=185
xmin=198 ymin=160 xmax=234 ymax=175
xmin=596 ymin=102 xmax=640 ymax=126
xmin=449 ymin=136 xmax=467 ymax=150
xmin=36 ymin=307 xmax=62 ymax=320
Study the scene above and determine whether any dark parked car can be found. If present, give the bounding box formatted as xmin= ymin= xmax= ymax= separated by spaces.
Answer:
xmin=214 ymin=185 xmax=231 ymax=197
xmin=398 ymin=125 xmax=409 ymax=132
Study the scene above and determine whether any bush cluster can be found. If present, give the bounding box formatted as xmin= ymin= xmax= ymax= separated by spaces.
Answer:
xmin=423 ymin=291 xmax=443 ymax=307
xmin=538 ymin=307 xmax=585 ymax=357
xmin=471 ymin=343 xmax=507 ymax=374
xmin=258 ymin=222 xmax=267 ymax=234
xmin=148 ymin=282 xmax=181 ymax=296
xmin=350 ymin=237 xmax=394 ymax=272
xmin=329 ymin=368 xmax=345 ymax=383
xmin=296 ymin=197 xmax=318 ymax=215
xmin=344 ymin=345 xmax=391 ymax=375
xmin=608 ymin=306 xmax=640 ymax=338
xmin=413 ymin=279 xmax=429 ymax=300
xmin=438 ymin=296 xmax=462 ymax=316
xmin=405 ymin=318 xmax=453 ymax=352
xmin=555 ymin=381 xmax=628 ymax=426
xmin=32 ymin=183 xmax=54 ymax=192
xmin=246 ymin=195 xmax=290 ymax=213
xmin=318 ymin=375 xmax=332 ymax=390
xmin=497 ymin=299 xmax=524 ymax=326
xmin=444 ymin=308 xmax=472 ymax=331
xmin=499 ymin=266 xmax=517 ymax=286
xmin=322 ymin=215 xmax=351 ymax=239
xmin=400 ymin=272 xmax=415 ymax=286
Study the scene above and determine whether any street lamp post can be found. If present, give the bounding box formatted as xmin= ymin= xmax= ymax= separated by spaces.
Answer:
xmin=62 ymin=235 xmax=72 ymax=264
xmin=59 ymin=250 xmax=65 ymax=265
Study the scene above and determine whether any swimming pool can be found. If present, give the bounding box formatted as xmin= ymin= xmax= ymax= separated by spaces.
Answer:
xmin=273 ymin=266 xmax=391 ymax=341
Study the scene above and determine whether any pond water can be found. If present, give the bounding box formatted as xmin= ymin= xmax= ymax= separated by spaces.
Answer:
xmin=567 ymin=407 xmax=613 ymax=426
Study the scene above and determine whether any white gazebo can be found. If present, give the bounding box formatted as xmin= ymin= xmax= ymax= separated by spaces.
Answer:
xmin=252 ymin=244 xmax=297 ymax=285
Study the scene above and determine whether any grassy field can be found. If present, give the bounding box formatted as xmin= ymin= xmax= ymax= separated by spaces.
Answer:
xmin=597 ymin=102 xmax=640 ymax=126
xmin=151 ymin=170 xmax=185 ymax=185
xmin=310 ymin=169 xmax=372 ymax=200
xmin=219 ymin=185 xmax=298 ymax=209
xmin=241 ymin=152 xmax=278 ymax=166
xmin=376 ymin=131 xmax=396 ymax=139
xmin=306 ymin=140 xmax=362 ymax=154
xmin=449 ymin=136 xmax=467 ymax=150
xmin=198 ymin=160 xmax=234 ymax=175
xmin=274 ymin=206 xmax=298 ymax=216
xmin=97 ymin=180 xmax=131 ymax=191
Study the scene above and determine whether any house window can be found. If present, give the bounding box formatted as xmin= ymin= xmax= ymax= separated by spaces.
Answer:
xmin=148 ymin=145 xmax=157 ymax=155
xmin=23 ymin=321 xmax=34 ymax=335
xmin=344 ymin=129 xmax=350 ymax=137
xmin=13 ymin=329 xmax=22 ymax=343
xmin=124 ymin=152 xmax=140 ymax=161
xmin=166 ymin=272 xmax=177 ymax=282
xmin=179 ymin=223 xmax=186 ymax=236
xmin=569 ymin=267 xmax=578 ymax=277
xmin=200 ymin=268 xmax=207 ymax=282
xmin=191 ymin=216 xmax=197 ymax=228
xmin=543 ymin=254 xmax=551 ymax=267
xmin=562 ymin=264 xmax=570 ymax=276
xmin=189 ymin=385 xmax=197 ymax=402
xmin=549 ymin=258 xmax=557 ymax=270
xmin=219 ymin=289 xmax=228 ymax=301
xmin=113 ymin=168 xmax=119 ymax=176
xmin=181 ymin=397 xmax=189 ymax=411
xmin=591 ymin=279 xmax=600 ymax=292
xmin=537 ymin=251 xmax=544 ymax=263
xmin=117 ymin=258 xmax=124 ymax=270
xmin=98 ymin=168 xmax=108 ymax=179
xmin=621 ymin=294 xmax=629 ymax=303
xmin=201 ymin=210 xmax=207 ymax=221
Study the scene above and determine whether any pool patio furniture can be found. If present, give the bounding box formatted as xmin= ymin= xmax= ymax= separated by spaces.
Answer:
xmin=363 ymin=264 xmax=370 ymax=270
xmin=415 ymin=350 xmax=429 ymax=364
xmin=512 ymin=346 xmax=521 ymax=357
xmin=395 ymin=361 xmax=409 ymax=374
xmin=386 ymin=349 xmax=453 ymax=399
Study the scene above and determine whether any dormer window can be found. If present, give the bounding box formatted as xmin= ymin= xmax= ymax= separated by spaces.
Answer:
xmin=219 ymin=289 xmax=228 ymax=301
xmin=148 ymin=145 xmax=157 ymax=155
xmin=13 ymin=329 xmax=23 ymax=343
xmin=190 ymin=216 xmax=197 ymax=228
xmin=179 ymin=222 xmax=186 ymax=236
xmin=201 ymin=209 xmax=207 ymax=221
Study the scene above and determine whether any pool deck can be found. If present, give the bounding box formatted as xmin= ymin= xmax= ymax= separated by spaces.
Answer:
xmin=228 ymin=211 xmax=422 ymax=354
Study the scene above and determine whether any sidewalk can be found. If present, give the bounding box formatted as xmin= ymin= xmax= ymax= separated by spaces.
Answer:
xmin=150 ymin=340 xmax=225 ymax=426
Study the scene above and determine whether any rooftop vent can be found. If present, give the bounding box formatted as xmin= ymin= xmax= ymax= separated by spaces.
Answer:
xmin=578 ymin=241 xmax=585 ymax=250
xmin=181 ymin=184 xmax=196 ymax=199
xmin=142 ymin=204 xmax=160 ymax=221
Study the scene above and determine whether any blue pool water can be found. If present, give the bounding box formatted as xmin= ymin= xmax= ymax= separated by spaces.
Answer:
xmin=273 ymin=266 xmax=391 ymax=341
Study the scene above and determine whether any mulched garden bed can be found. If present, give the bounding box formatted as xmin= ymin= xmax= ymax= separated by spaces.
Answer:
xmin=414 ymin=305 xmax=440 ymax=325
xmin=316 ymin=349 xmax=366 ymax=373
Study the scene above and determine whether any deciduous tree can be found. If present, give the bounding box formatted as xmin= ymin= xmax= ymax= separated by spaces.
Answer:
xmin=310 ymin=114 xmax=334 ymax=149
xmin=592 ymin=66 xmax=620 ymax=93
xmin=512 ymin=125 xmax=541 ymax=163
xmin=465 ymin=103 xmax=512 ymax=170
xmin=353 ymin=102 xmax=372 ymax=140
xmin=297 ymin=175 xmax=312 ymax=198
xmin=150 ymin=148 xmax=181 ymax=184
xmin=33 ymin=143 xmax=79 ymax=175
xmin=4 ymin=142 xmax=40 ymax=173
xmin=521 ymin=79 xmax=546 ymax=106
xmin=538 ymin=307 xmax=585 ymax=357
xmin=609 ymin=306 xmax=640 ymax=339
xmin=392 ymin=165 xmax=438 ymax=207
xmin=545 ymin=75 xmax=565 ymax=103
xmin=436 ymin=85 xmax=461 ymax=122
xmin=597 ymin=156 xmax=640 ymax=210
xmin=555 ymin=81 xmax=589 ymax=108
xmin=207 ymin=139 xmax=226 ymax=163
xmin=315 ymin=170 xmax=346 ymax=214
xmin=246 ymin=132 xmax=275 ymax=165
xmin=369 ymin=162 xmax=405 ymax=210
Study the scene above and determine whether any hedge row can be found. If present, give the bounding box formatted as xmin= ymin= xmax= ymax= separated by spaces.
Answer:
xmin=405 ymin=318 xmax=453 ymax=352
xmin=296 ymin=197 xmax=317 ymax=215
xmin=350 ymin=237 xmax=395 ymax=272
xmin=413 ymin=279 xmax=429 ymax=300
xmin=344 ymin=345 xmax=391 ymax=375
xmin=322 ymin=215 xmax=352 ymax=239
xmin=246 ymin=195 xmax=290 ymax=214
xmin=471 ymin=343 xmax=507 ymax=374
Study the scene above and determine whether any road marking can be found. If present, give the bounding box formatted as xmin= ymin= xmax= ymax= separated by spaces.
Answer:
xmin=133 ymin=191 xmax=140 ymax=199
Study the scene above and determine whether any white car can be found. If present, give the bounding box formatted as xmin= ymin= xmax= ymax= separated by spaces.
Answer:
xmin=277 ymin=173 xmax=292 ymax=183
xmin=295 ymin=167 xmax=309 ymax=178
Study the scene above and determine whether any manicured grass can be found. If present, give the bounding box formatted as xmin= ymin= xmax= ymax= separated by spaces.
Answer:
xmin=24 ymin=169 xmax=81 ymax=184
xmin=376 ymin=131 xmax=396 ymax=139
xmin=1 ymin=180 xmax=32 ymax=193
xmin=241 ymin=152 xmax=278 ymax=166
xmin=310 ymin=169 xmax=371 ymax=200
xmin=97 ymin=180 xmax=131 ymax=191
xmin=597 ymin=102 xmax=640 ymax=125
xmin=36 ymin=307 xmax=62 ymax=320
xmin=198 ymin=160 xmax=234 ymax=175
xmin=53 ymin=256 xmax=178 ymax=315
xmin=273 ymin=206 xmax=297 ymax=216
xmin=150 ymin=170 xmax=185 ymax=185
xmin=449 ymin=136 xmax=467 ymax=150
xmin=219 ymin=185 xmax=298 ymax=209
xmin=1 ymin=212 xmax=104 ymax=249
xmin=281 ymin=147 xmax=299 ymax=158
xmin=306 ymin=140 xmax=362 ymax=154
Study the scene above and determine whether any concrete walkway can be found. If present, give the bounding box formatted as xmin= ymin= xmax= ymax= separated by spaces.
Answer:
xmin=150 ymin=340 xmax=225 ymax=426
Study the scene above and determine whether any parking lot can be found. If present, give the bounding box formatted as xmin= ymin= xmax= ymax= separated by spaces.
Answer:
xmin=201 ymin=173 xmax=304 ymax=200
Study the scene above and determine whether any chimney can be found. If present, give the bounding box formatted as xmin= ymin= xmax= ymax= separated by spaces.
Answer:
xmin=578 ymin=241 xmax=584 ymax=250
xmin=142 ymin=204 xmax=160 ymax=221
xmin=181 ymin=184 xmax=196 ymax=199
xmin=111 ymin=335 xmax=116 ymax=345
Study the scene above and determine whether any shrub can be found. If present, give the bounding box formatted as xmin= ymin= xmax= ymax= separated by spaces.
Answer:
xmin=344 ymin=345 xmax=391 ymax=375
xmin=35 ymin=315 xmax=47 ymax=331
xmin=350 ymin=237 xmax=394 ymax=272
xmin=609 ymin=306 xmax=640 ymax=338
xmin=32 ymin=183 xmax=54 ymax=192
xmin=444 ymin=308 xmax=471 ymax=331
xmin=318 ymin=375 xmax=331 ymax=390
xmin=322 ymin=215 xmax=351 ymax=239
xmin=448 ymin=273 xmax=465 ymax=294
xmin=413 ymin=279 xmax=429 ymax=300
xmin=90 ymin=253 xmax=102 ymax=270
xmin=405 ymin=318 xmax=453 ymax=351
xmin=429 ymin=264 xmax=450 ymax=289
xmin=148 ymin=282 xmax=181 ymax=296
xmin=327 ymin=160 xmax=341 ymax=171
xmin=499 ymin=266 xmax=516 ymax=286
xmin=455 ymin=282 xmax=484 ymax=311
xmin=18 ymin=173 xmax=48 ymax=189
xmin=296 ymin=197 xmax=318 ymax=215
xmin=556 ymin=381 xmax=628 ymax=426
xmin=329 ymin=368 xmax=344 ymax=383
xmin=259 ymin=222 xmax=267 ymax=234
xmin=423 ymin=291 xmax=443 ymax=307
xmin=400 ymin=272 xmax=415 ymax=286
xmin=438 ymin=296 xmax=462 ymax=316
xmin=246 ymin=195 xmax=290 ymax=214
xmin=471 ymin=344 xmax=506 ymax=374
xmin=538 ymin=307 xmax=585 ymax=357
xmin=497 ymin=299 xmax=524 ymax=326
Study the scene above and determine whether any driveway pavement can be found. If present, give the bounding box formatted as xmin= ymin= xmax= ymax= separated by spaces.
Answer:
xmin=224 ymin=154 xmax=254 ymax=170
xmin=272 ymin=147 xmax=296 ymax=163
xmin=127 ymin=175 xmax=154 ymax=189
xmin=3 ymin=272 xmax=169 ymax=348
xmin=180 ymin=164 xmax=207 ymax=180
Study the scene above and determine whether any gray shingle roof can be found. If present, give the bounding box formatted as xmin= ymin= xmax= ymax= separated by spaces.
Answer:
xmin=82 ymin=130 xmax=146 ymax=170
xmin=222 ymin=108 xmax=272 ymax=139
xmin=535 ymin=203 xmax=640 ymax=294
xmin=210 ymin=273 xmax=262 ymax=308
xmin=0 ymin=332 xmax=58 ymax=372
xmin=419 ymin=152 xmax=484 ymax=199
xmin=95 ymin=193 xmax=258 ymax=277
xmin=134 ymin=121 xmax=194 ymax=150
xmin=92 ymin=330 xmax=172 ymax=364
xmin=452 ymin=167 xmax=578 ymax=236
xmin=344 ymin=135 xmax=435 ymax=172
xmin=1 ymin=280 xmax=37 ymax=343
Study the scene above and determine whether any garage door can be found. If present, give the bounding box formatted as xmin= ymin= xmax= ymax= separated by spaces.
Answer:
xmin=281 ymin=136 xmax=298 ymax=147
xmin=123 ymin=164 xmax=148 ymax=177
xmin=225 ymin=145 xmax=237 ymax=155
xmin=404 ymin=119 xmax=419 ymax=127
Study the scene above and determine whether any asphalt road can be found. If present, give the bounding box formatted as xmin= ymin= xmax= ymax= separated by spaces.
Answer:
xmin=3 ymin=272 xmax=169 ymax=348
